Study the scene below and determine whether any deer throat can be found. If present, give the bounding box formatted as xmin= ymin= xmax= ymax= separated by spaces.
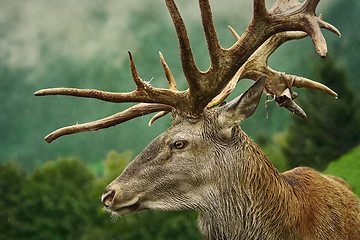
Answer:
xmin=197 ymin=142 xmax=299 ymax=239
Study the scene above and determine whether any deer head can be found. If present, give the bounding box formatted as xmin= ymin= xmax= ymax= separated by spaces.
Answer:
xmin=35 ymin=0 xmax=350 ymax=239
xmin=101 ymin=77 xmax=265 ymax=216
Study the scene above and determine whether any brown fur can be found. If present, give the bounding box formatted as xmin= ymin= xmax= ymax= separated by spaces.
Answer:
xmin=103 ymin=98 xmax=360 ymax=240
xmin=195 ymin=119 xmax=360 ymax=239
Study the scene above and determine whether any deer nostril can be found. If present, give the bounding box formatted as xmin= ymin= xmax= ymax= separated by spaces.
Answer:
xmin=102 ymin=190 xmax=115 ymax=208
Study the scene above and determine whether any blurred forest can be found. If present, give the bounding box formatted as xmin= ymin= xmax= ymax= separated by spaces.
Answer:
xmin=1 ymin=0 xmax=360 ymax=239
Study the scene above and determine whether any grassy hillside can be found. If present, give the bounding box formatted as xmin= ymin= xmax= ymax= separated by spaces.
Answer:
xmin=324 ymin=145 xmax=360 ymax=197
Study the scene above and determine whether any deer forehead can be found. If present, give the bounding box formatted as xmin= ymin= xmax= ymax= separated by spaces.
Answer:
xmin=170 ymin=110 xmax=238 ymax=140
xmin=168 ymin=119 xmax=204 ymax=137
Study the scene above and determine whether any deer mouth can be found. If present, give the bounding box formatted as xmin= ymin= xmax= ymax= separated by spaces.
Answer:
xmin=114 ymin=202 xmax=141 ymax=216
xmin=112 ymin=197 xmax=142 ymax=216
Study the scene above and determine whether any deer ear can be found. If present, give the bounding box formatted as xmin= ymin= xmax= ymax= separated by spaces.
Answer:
xmin=220 ymin=76 xmax=265 ymax=123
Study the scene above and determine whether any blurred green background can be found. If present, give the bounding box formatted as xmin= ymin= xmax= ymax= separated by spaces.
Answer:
xmin=1 ymin=0 xmax=359 ymax=239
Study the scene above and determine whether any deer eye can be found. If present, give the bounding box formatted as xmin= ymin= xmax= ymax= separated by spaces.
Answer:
xmin=173 ymin=140 xmax=187 ymax=149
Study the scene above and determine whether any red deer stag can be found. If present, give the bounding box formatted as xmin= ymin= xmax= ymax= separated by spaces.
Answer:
xmin=35 ymin=0 xmax=360 ymax=239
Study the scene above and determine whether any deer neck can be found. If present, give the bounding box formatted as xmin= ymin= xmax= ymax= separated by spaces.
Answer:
xmin=198 ymin=129 xmax=299 ymax=240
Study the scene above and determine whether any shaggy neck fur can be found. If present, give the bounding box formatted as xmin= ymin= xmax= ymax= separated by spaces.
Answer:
xmin=197 ymin=126 xmax=300 ymax=240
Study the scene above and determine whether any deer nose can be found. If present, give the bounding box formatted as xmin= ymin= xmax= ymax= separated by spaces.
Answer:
xmin=102 ymin=190 xmax=115 ymax=208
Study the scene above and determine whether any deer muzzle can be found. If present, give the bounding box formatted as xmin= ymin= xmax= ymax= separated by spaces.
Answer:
xmin=101 ymin=187 xmax=142 ymax=216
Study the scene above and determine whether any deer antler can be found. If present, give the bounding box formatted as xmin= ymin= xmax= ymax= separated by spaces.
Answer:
xmin=216 ymin=27 xmax=338 ymax=120
xmin=35 ymin=0 xmax=340 ymax=142
xmin=35 ymin=52 xmax=186 ymax=110
xmin=43 ymin=103 xmax=172 ymax=143
xmin=164 ymin=0 xmax=339 ymax=115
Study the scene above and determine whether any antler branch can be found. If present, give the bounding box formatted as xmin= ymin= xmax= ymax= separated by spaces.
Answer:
xmin=268 ymin=0 xmax=341 ymax=56
xmin=214 ymin=26 xmax=338 ymax=120
xmin=43 ymin=103 xmax=172 ymax=143
xmin=35 ymin=52 xmax=187 ymax=109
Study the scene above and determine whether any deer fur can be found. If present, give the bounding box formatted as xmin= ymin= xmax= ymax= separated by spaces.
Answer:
xmin=103 ymin=80 xmax=360 ymax=239
xmin=197 ymin=123 xmax=360 ymax=239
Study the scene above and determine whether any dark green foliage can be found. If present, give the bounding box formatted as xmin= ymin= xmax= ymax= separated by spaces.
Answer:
xmin=0 ymin=158 xmax=98 ymax=240
xmin=0 ymin=162 xmax=26 ymax=240
xmin=325 ymin=0 xmax=360 ymax=91
xmin=81 ymin=210 xmax=200 ymax=240
xmin=280 ymin=57 xmax=360 ymax=171
xmin=0 ymin=155 xmax=201 ymax=240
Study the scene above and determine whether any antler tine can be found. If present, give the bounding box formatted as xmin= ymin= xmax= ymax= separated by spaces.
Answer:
xmin=198 ymin=0 xmax=222 ymax=65
xmin=268 ymin=0 xmax=341 ymax=57
xmin=228 ymin=25 xmax=241 ymax=40
xmin=165 ymin=0 xmax=201 ymax=87
xmin=148 ymin=52 xmax=177 ymax=126
xmin=44 ymin=103 xmax=172 ymax=143
xmin=292 ymin=76 xmax=337 ymax=97
xmin=159 ymin=52 xmax=177 ymax=90
xmin=276 ymin=88 xmax=308 ymax=121
xmin=253 ymin=0 xmax=267 ymax=18
xmin=34 ymin=87 xmax=133 ymax=103
xmin=128 ymin=51 xmax=147 ymax=89
xmin=318 ymin=15 xmax=341 ymax=37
